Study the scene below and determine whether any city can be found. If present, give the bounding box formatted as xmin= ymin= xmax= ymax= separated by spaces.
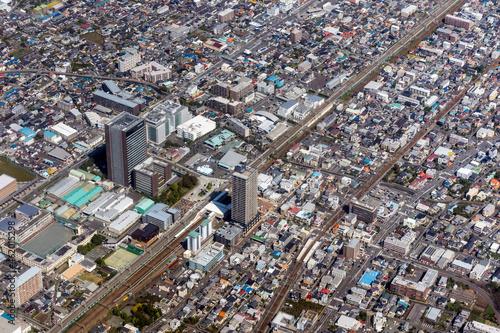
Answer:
xmin=0 ymin=0 xmax=499 ymax=333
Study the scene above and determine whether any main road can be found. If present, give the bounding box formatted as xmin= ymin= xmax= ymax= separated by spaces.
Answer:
xmin=12 ymin=0 xmax=469 ymax=331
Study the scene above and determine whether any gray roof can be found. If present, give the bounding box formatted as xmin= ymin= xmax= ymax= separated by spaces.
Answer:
xmin=93 ymin=90 xmax=139 ymax=108
xmin=102 ymin=80 xmax=121 ymax=94
xmin=16 ymin=204 xmax=39 ymax=217
xmin=0 ymin=217 xmax=21 ymax=233
xmin=255 ymin=111 xmax=279 ymax=122
xmin=218 ymin=150 xmax=247 ymax=169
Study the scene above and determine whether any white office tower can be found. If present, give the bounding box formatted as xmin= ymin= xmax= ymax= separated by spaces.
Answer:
xmin=187 ymin=231 xmax=201 ymax=252
xmin=197 ymin=218 xmax=213 ymax=241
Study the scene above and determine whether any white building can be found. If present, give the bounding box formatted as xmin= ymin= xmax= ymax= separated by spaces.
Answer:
xmin=50 ymin=123 xmax=78 ymax=141
xmin=277 ymin=100 xmax=298 ymax=117
xmin=336 ymin=315 xmax=361 ymax=331
xmin=463 ymin=321 xmax=500 ymax=333
xmin=176 ymin=115 xmax=216 ymax=140
xmin=108 ymin=210 xmax=141 ymax=235
xmin=118 ymin=48 xmax=141 ymax=72
xmin=457 ymin=167 xmax=473 ymax=180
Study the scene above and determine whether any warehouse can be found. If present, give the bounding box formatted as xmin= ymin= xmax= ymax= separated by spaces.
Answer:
xmin=50 ymin=123 xmax=78 ymax=141
xmin=108 ymin=210 xmax=141 ymax=235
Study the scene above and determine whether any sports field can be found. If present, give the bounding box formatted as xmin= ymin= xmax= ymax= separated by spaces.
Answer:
xmin=0 ymin=157 xmax=35 ymax=182
xmin=22 ymin=223 xmax=74 ymax=257
xmin=105 ymin=248 xmax=138 ymax=270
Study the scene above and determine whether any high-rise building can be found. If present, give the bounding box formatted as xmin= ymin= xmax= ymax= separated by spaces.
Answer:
xmin=118 ymin=48 xmax=141 ymax=72
xmin=291 ymin=28 xmax=302 ymax=43
xmin=132 ymin=157 xmax=172 ymax=197
xmin=147 ymin=100 xmax=191 ymax=136
xmin=14 ymin=267 xmax=43 ymax=307
xmin=349 ymin=199 xmax=377 ymax=223
xmin=344 ymin=238 xmax=361 ymax=259
xmin=0 ymin=174 xmax=17 ymax=202
xmin=105 ymin=112 xmax=147 ymax=186
xmin=231 ymin=163 xmax=258 ymax=226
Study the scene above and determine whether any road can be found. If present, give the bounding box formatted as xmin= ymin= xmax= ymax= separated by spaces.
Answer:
xmin=383 ymin=253 xmax=500 ymax=323
xmin=10 ymin=0 xmax=474 ymax=331
xmin=256 ymin=0 xmax=497 ymax=329
xmin=0 ymin=70 xmax=165 ymax=93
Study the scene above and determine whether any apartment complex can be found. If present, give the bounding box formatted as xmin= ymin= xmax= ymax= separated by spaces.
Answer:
xmin=390 ymin=269 xmax=438 ymax=300
xmin=384 ymin=231 xmax=416 ymax=255
xmin=231 ymin=163 xmax=258 ymax=226
xmin=445 ymin=14 xmax=474 ymax=30
xmin=118 ymin=47 xmax=141 ymax=72
xmin=344 ymin=237 xmax=361 ymax=259
xmin=0 ymin=174 xmax=17 ymax=202
xmin=14 ymin=267 xmax=43 ymax=307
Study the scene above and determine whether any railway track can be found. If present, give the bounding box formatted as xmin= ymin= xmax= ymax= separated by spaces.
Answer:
xmin=43 ymin=0 xmax=475 ymax=330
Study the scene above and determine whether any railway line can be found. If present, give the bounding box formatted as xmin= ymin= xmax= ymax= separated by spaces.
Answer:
xmin=30 ymin=0 xmax=475 ymax=330
xmin=255 ymin=34 xmax=500 ymax=333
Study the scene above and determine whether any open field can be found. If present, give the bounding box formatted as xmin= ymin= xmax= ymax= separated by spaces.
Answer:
xmin=0 ymin=157 xmax=36 ymax=182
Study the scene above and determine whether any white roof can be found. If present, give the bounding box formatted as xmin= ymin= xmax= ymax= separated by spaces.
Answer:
xmin=108 ymin=210 xmax=140 ymax=234
xmin=51 ymin=123 xmax=78 ymax=137
xmin=336 ymin=315 xmax=360 ymax=330
xmin=16 ymin=267 xmax=40 ymax=288
xmin=0 ymin=174 xmax=16 ymax=189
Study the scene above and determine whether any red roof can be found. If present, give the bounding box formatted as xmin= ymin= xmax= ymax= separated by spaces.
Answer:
xmin=321 ymin=288 xmax=330 ymax=294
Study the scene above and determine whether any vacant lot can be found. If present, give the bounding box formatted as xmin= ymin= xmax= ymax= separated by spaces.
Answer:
xmin=79 ymin=272 xmax=103 ymax=285
xmin=9 ymin=48 xmax=31 ymax=58
xmin=81 ymin=31 xmax=104 ymax=46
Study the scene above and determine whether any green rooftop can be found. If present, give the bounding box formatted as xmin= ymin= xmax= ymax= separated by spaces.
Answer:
xmin=135 ymin=198 xmax=155 ymax=214
xmin=200 ymin=218 xmax=211 ymax=227
xmin=188 ymin=231 xmax=199 ymax=238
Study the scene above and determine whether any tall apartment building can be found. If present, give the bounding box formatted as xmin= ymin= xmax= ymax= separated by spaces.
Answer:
xmin=207 ymin=97 xmax=243 ymax=115
xmin=211 ymin=81 xmax=231 ymax=98
xmin=231 ymin=163 xmax=258 ymax=226
xmin=384 ymin=231 xmax=416 ymax=255
xmin=445 ymin=14 xmax=474 ymax=30
xmin=291 ymin=28 xmax=302 ymax=43
xmin=229 ymin=81 xmax=254 ymax=101
xmin=0 ymin=174 xmax=17 ymax=202
xmin=390 ymin=269 xmax=438 ymax=300
xmin=105 ymin=112 xmax=147 ymax=186
xmin=131 ymin=61 xmax=172 ymax=82
xmin=145 ymin=107 xmax=170 ymax=145
xmin=14 ymin=267 xmax=43 ymax=307
xmin=132 ymin=157 xmax=172 ymax=197
xmin=344 ymin=238 xmax=361 ymax=259
xmin=149 ymin=100 xmax=191 ymax=135
xmin=349 ymin=199 xmax=377 ymax=223
xmin=218 ymin=8 xmax=234 ymax=22
xmin=118 ymin=48 xmax=141 ymax=72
